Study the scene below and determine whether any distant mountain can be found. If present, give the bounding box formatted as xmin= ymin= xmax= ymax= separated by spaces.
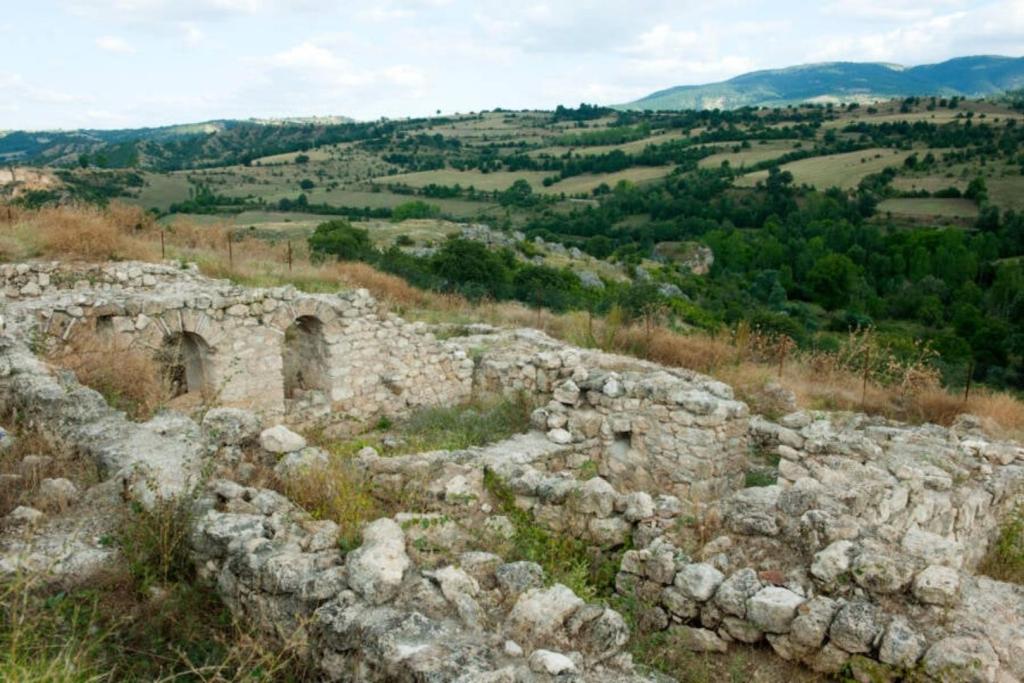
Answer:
xmin=619 ymin=56 xmax=1024 ymax=111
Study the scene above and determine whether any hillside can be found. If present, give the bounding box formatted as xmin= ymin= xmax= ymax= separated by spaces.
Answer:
xmin=0 ymin=116 xmax=355 ymax=169
xmin=621 ymin=55 xmax=1024 ymax=111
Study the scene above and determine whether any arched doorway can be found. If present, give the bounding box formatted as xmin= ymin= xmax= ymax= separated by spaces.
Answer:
xmin=161 ymin=331 xmax=213 ymax=398
xmin=282 ymin=316 xmax=329 ymax=399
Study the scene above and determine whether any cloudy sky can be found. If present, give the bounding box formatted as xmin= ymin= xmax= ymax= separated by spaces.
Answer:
xmin=1 ymin=0 xmax=1021 ymax=130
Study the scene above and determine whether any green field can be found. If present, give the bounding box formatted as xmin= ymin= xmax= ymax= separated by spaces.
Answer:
xmin=377 ymin=165 xmax=674 ymax=196
xmin=735 ymin=147 xmax=921 ymax=190
xmin=698 ymin=140 xmax=800 ymax=169
xmin=877 ymin=197 xmax=979 ymax=219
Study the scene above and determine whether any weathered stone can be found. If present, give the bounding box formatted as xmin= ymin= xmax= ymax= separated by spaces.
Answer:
xmin=623 ymin=491 xmax=655 ymax=522
xmin=37 ymin=477 xmax=78 ymax=509
xmin=810 ymin=540 xmax=854 ymax=584
xmin=260 ymin=425 xmax=307 ymax=454
xmin=576 ymin=476 xmax=617 ymax=518
xmin=202 ymin=407 xmax=262 ymax=446
xmin=922 ymin=637 xmax=999 ymax=683
xmin=345 ymin=519 xmax=409 ymax=605
xmin=851 ymin=549 xmax=914 ymax=595
xmin=495 ymin=561 xmax=545 ymax=597
xmin=662 ymin=587 xmax=700 ymax=620
xmin=674 ymin=563 xmax=724 ymax=602
xmin=670 ymin=625 xmax=728 ymax=653
xmin=528 ymin=649 xmax=577 ymax=675
xmin=878 ymin=616 xmax=927 ymax=669
xmin=790 ymin=596 xmax=839 ymax=649
xmin=505 ymin=584 xmax=583 ymax=650
xmin=829 ymin=601 xmax=885 ymax=654
xmin=714 ymin=568 xmax=762 ymax=618
xmin=746 ymin=587 xmax=805 ymax=634
xmin=913 ymin=565 xmax=960 ymax=606
xmin=546 ymin=428 xmax=572 ymax=445
xmin=720 ymin=616 xmax=763 ymax=643
xmin=5 ymin=505 xmax=44 ymax=526
xmin=724 ymin=486 xmax=780 ymax=536
xmin=273 ymin=447 xmax=329 ymax=478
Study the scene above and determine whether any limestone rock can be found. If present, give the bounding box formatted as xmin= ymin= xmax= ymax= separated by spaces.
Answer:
xmin=670 ymin=625 xmax=728 ymax=653
xmin=37 ymin=478 xmax=78 ymax=509
xmin=851 ymin=549 xmax=914 ymax=595
xmin=879 ymin=616 xmax=927 ymax=669
xmin=723 ymin=486 xmax=780 ymax=536
xmin=5 ymin=505 xmax=44 ymax=526
xmin=346 ymin=519 xmax=410 ymax=605
xmin=913 ymin=566 xmax=960 ymax=606
xmin=829 ymin=601 xmax=884 ymax=654
xmin=553 ymin=380 xmax=580 ymax=406
xmin=260 ymin=425 xmax=307 ymax=454
xmin=674 ymin=563 xmax=725 ymax=602
xmin=528 ymin=649 xmax=577 ymax=675
xmin=714 ymin=568 xmax=762 ymax=618
xmin=496 ymin=561 xmax=545 ymax=597
xmin=577 ymin=477 xmax=617 ymax=518
xmin=623 ymin=491 xmax=655 ymax=522
xmin=746 ymin=587 xmax=805 ymax=634
xmin=810 ymin=540 xmax=854 ymax=584
xmin=547 ymin=428 xmax=572 ymax=445
xmin=922 ymin=637 xmax=999 ymax=683
xmin=273 ymin=447 xmax=329 ymax=478
xmin=790 ymin=596 xmax=839 ymax=649
xmin=505 ymin=584 xmax=583 ymax=650
xmin=202 ymin=407 xmax=262 ymax=446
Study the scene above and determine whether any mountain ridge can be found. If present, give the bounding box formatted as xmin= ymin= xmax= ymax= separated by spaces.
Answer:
xmin=619 ymin=55 xmax=1024 ymax=111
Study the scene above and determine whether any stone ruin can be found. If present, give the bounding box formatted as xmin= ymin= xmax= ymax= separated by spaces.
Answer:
xmin=0 ymin=261 xmax=1022 ymax=682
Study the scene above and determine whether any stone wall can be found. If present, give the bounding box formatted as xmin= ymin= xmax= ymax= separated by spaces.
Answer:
xmin=456 ymin=328 xmax=749 ymax=505
xmin=3 ymin=262 xmax=474 ymax=427
xmin=615 ymin=411 xmax=1024 ymax=681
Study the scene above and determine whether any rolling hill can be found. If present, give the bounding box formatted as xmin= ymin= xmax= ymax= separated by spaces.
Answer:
xmin=0 ymin=116 xmax=355 ymax=169
xmin=620 ymin=55 xmax=1024 ymax=111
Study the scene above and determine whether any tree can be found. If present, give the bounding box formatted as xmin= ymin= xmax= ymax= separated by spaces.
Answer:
xmin=965 ymin=177 xmax=988 ymax=203
xmin=392 ymin=200 xmax=441 ymax=221
xmin=299 ymin=179 xmax=315 ymax=190
xmin=807 ymin=253 xmax=859 ymax=310
xmin=431 ymin=238 xmax=511 ymax=300
xmin=308 ymin=220 xmax=374 ymax=261
xmin=499 ymin=179 xmax=536 ymax=208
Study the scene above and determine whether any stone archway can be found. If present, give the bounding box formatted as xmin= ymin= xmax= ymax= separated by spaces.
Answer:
xmin=161 ymin=331 xmax=213 ymax=399
xmin=282 ymin=316 xmax=329 ymax=400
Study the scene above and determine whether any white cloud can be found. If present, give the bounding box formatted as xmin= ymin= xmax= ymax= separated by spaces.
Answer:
xmin=95 ymin=35 xmax=136 ymax=53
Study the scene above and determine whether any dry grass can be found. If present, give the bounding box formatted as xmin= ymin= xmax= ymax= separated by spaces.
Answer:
xmin=273 ymin=458 xmax=382 ymax=552
xmin=12 ymin=204 xmax=158 ymax=262
xmin=46 ymin=329 xmax=169 ymax=421
xmin=0 ymin=422 xmax=99 ymax=518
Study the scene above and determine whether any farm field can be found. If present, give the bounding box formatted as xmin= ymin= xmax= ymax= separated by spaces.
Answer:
xmin=735 ymin=147 xmax=922 ymax=189
xmin=377 ymin=169 xmax=551 ymax=192
xmin=549 ymin=166 xmax=675 ymax=194
xmin=877 ymin=197 xmax=979 ymax=219
xmin=532 ymin=130 xmax=689 ymax=158
xmin=698 ymin=140 xmax=801 ymax=169
xmin=377 ymin=165 xmax=675 ymax=196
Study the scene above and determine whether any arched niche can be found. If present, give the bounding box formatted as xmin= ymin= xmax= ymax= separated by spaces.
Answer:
xmin=161 ymin=331 xmax=213 ymax=398
xmin=282 ymin=315 xmax=330 ymax=400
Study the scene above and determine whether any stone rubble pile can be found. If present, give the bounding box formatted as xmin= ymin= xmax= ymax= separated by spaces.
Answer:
xmin=194 ymin=478 xmax=656 ymax=681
